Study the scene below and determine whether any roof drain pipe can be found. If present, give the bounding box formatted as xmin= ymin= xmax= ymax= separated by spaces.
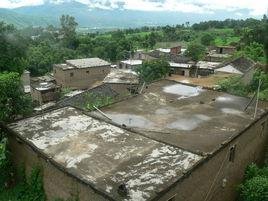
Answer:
xmin=93 ymin=105 xmax=112 ymax=121
xmin=139 ymin=82 xmax=146 ymax=94
xmin=254 ymin=79 xmax=262 ymax=119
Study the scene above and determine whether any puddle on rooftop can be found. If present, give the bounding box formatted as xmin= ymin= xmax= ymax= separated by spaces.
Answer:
xmin=107 ymin=113 xmax=155 ymax=129
xmin=167 ymin=114 xmax=211 ymax=131
xmin=221 ymin=108 xmax=245 ymax=116
xmin=155 ymin=108 xmax=169 ymax=115
xmin=215 ymin=95 xmax=249 ymax=110
xmin=163 ymin=84 xmax=204 ymax=99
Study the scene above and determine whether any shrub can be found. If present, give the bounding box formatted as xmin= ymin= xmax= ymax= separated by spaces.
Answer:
xmin=239 ymin=164 xmax=268 ymax=201
xmin=0 ymin=137 xmax=14 ymax=192
xmin=240 ymin=176 xmax=268 ymax=201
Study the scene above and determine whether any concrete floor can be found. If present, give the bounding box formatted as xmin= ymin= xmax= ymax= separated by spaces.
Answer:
xmin=95 ymin=80 xmax=264 ymax=154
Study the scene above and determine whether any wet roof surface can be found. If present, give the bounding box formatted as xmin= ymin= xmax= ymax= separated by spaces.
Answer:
xmin=9 ymin=107 xmax=202 ymax=201
xmin=95 ymin=80 xmax=265 ymax=153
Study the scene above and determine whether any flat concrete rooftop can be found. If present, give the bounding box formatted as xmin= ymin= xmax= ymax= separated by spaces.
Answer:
xmin=103 ymin=69 xmax=139 ymax=84
xmin=8 ymin=107 xmax=202 ymax=201
xmin=94 ymin=80 xmax=265 ymax=154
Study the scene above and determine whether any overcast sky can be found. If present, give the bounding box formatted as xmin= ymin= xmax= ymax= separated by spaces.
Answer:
xmin=0 ymin=0 xmax=267 ymax=16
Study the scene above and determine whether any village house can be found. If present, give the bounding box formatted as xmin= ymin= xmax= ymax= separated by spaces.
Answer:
xmin=2 ymin=79 xmax=268 ymax=201
xmin=134 ymin=46 xmax=184 ymax=61
xmin=169 ymin=62 xmax=193 ymax=76
xmin=118 ymin=60 xmax=142 ymax=70
xmin=215 ymin=46 xmax=236 ymax=54
xmin=195 ymin=61 xmax=222 ymax=76
xmin=169 ymin=61 xmax=221 ymax=77
xmin=53 ymin=58 xmax=111 ymax=89
xmin=215 ymin=56 xmax=256 ymax=84
xmin=205 ymin=46 xmax=236 ymax=62
xmin=157 ymin=46 xmax=182 ymax=55
xmin=30 ymin=75 xmax=60 ymax=105
xmin=103 ymin=69 xmax=140 ymax=95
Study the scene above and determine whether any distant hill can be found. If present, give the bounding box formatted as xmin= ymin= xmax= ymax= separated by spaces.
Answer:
xmin=0 ymin=1 xmax=251 ymax=29
xmin=0 ymin=8 xmax=57 ymax=28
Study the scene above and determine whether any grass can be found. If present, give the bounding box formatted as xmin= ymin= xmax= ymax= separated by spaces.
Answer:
xmin=214 ymin=36 xmax=240 ymax=46
xmin=0 ymin=185 xmax=21 ymax=201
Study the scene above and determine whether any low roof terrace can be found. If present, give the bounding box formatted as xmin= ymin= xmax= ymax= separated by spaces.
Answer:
xmin=8 ymin=106 xmax=202 ymax=201
xmin=93 ymin=80 xmax=266 ymax=154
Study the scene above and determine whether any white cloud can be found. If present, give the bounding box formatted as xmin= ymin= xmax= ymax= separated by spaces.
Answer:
xmin=0 ymin=0 xmax=43 ymax=8
xmin=0 ymin=0 xmax=267 ymax=16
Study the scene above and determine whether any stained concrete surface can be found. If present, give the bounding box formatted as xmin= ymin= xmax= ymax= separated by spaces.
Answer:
xmin=95 ymin=80 xmax=265 ymax=153
xmin=9 ymin=107 xmax=202 ymax=201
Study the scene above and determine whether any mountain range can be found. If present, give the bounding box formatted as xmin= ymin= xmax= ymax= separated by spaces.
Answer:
xmin=0 ymin=1 xmax=257 ymax=30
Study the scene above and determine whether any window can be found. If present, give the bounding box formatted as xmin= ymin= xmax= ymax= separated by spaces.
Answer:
xmin=229 ymin=145 xmax=236 ymax=162
xmin=70 ymin=72 xmax=74 ymax=77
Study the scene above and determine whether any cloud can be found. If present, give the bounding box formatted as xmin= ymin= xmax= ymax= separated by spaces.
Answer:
xmin=0 ymin=0 xmax=267 ymax=16
xmin=0 ymin=0 xmax=43 ymax=8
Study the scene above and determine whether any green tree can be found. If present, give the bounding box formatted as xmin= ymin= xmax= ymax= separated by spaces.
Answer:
xmin=0 ymin=22 xmax=27 ymax=74
xmin=264 ymin=17 xmax=268 ymax=73
xmin=59 ymin=15 xmax=79 ymax=49
xmin=243 ymin=42 xmax=265 ymax=63
xmin=185 ymin=42 xmax=206 ymax=61
xmin=240 ymin=176 xmax=268 ymax=201
xmin=26 ymin=42 xmax=77 ymax=76
xmin=0 ymin=72 xmax=32 ymax=122
xmin=239 ymin=164 xmax=268 ymax=201
xmin=200 ymin=33 xmax=215 ymax=46
xmin=26 ymin=42 xmax=55 ymax=76
xmin=136 ymin=59 xmax=170 ymax=83
xmin=147 ymin=32 xmax=157 ymax=49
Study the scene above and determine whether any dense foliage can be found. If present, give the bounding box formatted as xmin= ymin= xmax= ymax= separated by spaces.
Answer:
xmin=239 ymin=164 xmax=268 ymax=201
xmin=200 ymin=33 xmax=215 ymax=46
xmin=218 ymin=70 xmax=268 ymax=101
xmin=0 ymin=72 xmax=32 ymax=122
xmin=84 ymin=93 xmax=114 ymax=111
xmin=0 ymin=22 xmax=27 ymax=74
xmin=17 ymin=166 xmax=46 ymax=201
xmin=0 ymin=132 xmax=45 ymax=201
xmin=0 ymin=137 xmax=13 ymax=192
xmin=185 ymin=42 xmax=206 ymax=61
xmin=136 ymin=59 xmax=170 ymax=83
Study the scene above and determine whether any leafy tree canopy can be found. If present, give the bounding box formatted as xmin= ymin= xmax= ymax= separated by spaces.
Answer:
xmin=239 ymin=164 xmax=268 ymax=201
xmin=201 ymin=33 xmax=215 ymax=46
xmin=0 ymin=22 xmax=27 ymax=74
xmin=185 ymin=42 xmax=206 ymax=61
xmin=136 ymin=59 xmax=170 ymax=83
xmin=60 ymin=15 xmax=79 ymax=49
xmin=0 ymin=72 xmax=32 ymax=122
